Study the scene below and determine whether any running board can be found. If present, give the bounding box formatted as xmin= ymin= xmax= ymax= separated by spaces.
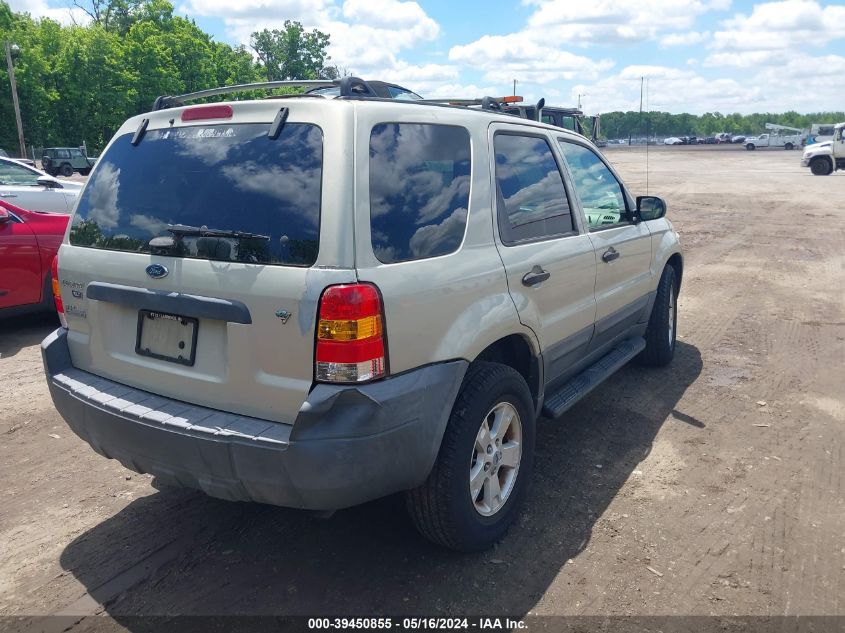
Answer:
xmin=541 ymin=336 xmax=646 ymax=419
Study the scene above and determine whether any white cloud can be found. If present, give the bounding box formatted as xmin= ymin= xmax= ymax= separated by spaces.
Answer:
xmin=712 ymin=0 xmax=845 ymax=51
xmin=661 ymin=31 xmax=710 ymax=47
xmin=341 ymin=0 xmax=438 ymax=37
xmin=449 ymin=35 xmax=614 ymax=85
xmin=523 ymin=0 xmax=730 ymax=44
xmin=572 ymin=65 xmax=759 ymax=114
xmin=180 ymin=0 xmax=442 ymax=80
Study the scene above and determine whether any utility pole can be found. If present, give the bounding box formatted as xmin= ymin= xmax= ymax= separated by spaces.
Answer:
xmin=4 ymin=42 xmax=26 ymax=159
xmin=513 ymin=79 xmax=517 ymax=97
xmin=577 ymin=93 xmax=586 ymax=110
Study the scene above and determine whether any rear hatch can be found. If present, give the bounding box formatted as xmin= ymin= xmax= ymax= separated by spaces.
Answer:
xmin=57 ymin=102 xmax=355 ymax=423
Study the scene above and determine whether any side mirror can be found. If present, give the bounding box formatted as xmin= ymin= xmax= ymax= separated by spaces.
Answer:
xmin=0 ymin=208 xmax=11 ymax=224
xmin=37 ymin=175 xmax=63 ymax=189
xmin=637 ymin=196 xmax=667 ymax=221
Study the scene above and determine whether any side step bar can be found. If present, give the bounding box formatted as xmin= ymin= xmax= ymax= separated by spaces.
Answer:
xmin=541 ymin=336 xmax=646 ymax=419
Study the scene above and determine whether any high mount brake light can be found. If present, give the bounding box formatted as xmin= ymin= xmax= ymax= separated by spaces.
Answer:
xmin=181 ymin=105 xmax=234 ymax=121
xmin=315 ymin=283 xmax=387 ymax=383
xmin=51 ymin=255 xmax=67 ymax=328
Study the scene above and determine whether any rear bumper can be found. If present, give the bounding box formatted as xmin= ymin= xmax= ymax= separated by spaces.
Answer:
xmin=42 ymin=328 xmax=467 ymax=510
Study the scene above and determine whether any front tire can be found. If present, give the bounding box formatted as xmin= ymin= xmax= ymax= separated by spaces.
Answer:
xmin=810 ymin=157 xmax=833 ymax=176
xmin=639 ymin=265 xmax=678 ymax=367
xmin=59 ymin=163 xmax=73 ymax=177
xmin=406 ymin=362 xmax=535 ymax=552
xmin=746 ymin=143 xmax=755 ymax=151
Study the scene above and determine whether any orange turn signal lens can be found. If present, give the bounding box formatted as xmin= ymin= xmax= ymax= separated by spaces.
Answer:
xmin=318 ymin=315 xmax=382 ymax=341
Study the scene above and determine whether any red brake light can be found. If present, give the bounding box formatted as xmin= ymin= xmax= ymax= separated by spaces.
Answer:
xmin=51 ymin=255 xmax=67 ymax=328
xmin=181 ymin=105 xmax=233 ymax=121
xmin=316 ymin=284 xmax=387 ymax=383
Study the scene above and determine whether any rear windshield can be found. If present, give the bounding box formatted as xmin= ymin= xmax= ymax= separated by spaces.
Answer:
xmin=70 ymin=123 xmax=323 ymax=267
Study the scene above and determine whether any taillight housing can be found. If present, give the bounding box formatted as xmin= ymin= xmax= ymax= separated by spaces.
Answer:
xmin=51 ymin=255 xmax=67 ymax=328
xmin=316 ymin=283 xmax=387 ymax=383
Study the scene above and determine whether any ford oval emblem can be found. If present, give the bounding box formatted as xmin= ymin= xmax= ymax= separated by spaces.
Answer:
xmin=145 ymin=264 xmax=169 ymax=279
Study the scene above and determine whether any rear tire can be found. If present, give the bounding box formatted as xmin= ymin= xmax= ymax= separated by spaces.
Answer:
xmin=746 ymin=144 xmax=755 ymax=151
xmin=784 ymin=143 xmax=794 ymax=150
xmin=810 ymin=157 xmax=833 ymax=176
xmin=638 ymin=265 xmax=678 ymax=367
xmin=59 ymin=163 xmax=73 ymax=177
xmin=406 ymin=362 xmax=535 ymax=552
xmin=80 ymin=168 xmax=91 ymax=176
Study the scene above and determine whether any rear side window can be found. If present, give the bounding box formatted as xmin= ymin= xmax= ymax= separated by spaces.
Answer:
xmin=369 ymin=123 xmax=470 ymax=264
xmin=494 ymin=133 xmax=574 ymax=244
xmin=69 ymin=123 xmax=323 ymax=266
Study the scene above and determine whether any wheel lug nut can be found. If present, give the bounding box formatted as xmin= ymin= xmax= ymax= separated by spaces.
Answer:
xmin=486 ymin=445 xmax=493 ymax=455
xmin=484 ymin=463 xmax=490 ymax=471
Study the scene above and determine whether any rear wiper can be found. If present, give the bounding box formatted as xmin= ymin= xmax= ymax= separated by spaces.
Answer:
xmin=166 ymin=224 xmax=271 ymax=240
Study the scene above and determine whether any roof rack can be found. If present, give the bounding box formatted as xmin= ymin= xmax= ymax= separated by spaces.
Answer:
xmin=152 ymin=76 xmax=380 ymax=111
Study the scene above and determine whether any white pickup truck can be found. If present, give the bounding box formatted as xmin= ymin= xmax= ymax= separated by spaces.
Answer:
xmin=801 ymin=122 xmax=845 ymax=175
xmin=744 ymin=132 xmax=803 ymax=151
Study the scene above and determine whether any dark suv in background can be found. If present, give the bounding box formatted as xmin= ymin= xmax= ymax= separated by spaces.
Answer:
xmin=41 ymin=147 xmax=96 ymax=177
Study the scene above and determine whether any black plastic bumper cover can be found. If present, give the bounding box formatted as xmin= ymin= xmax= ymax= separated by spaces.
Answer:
xmin=41 ymin=328 xmax=467 ymax=510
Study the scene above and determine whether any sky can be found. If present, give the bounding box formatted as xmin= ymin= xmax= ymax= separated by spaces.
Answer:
xmin=14 ymin=0 xmax=845 ymax=114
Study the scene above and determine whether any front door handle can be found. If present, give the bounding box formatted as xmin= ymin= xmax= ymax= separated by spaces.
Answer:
xmin=0 ymin=193 xmax=17 ymax=198
xmin=522 ymin=265 xmax=551 ymax=287
xmin=602 ymin=247 xmax=620 ymax=263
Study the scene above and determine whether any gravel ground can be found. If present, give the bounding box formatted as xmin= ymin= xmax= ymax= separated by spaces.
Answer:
xmin=0 ymin=145 xmax=842 ymax=630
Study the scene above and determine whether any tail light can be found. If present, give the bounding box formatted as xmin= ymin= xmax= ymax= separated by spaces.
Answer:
xmin=316 ymin=283 xmax=387 ymax=383
xmin=51 ymin=255 xmax=68 ymax=328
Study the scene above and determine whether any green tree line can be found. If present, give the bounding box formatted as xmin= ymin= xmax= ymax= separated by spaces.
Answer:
xmin=0 ymin=0 xmax=335 ymax=154
xmin=600 ymin=110 xmax=845 ymax=140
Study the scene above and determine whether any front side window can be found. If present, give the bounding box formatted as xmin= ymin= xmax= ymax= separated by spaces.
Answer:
xmin=0 ymin=161 xmax=39 ymax=186
xmin=369 ymin=123 xmax=470 ymax=264
xmin=557 ymin=140 xmax=629 ymax=229
xmin=70 ymin=123 xmax=323 ymax=266
xmin=494 ymin=133 xmax=574 ymax=244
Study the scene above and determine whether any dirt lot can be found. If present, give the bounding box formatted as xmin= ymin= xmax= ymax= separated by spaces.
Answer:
xmin=1 ymin=146 xmax=843 ymax=629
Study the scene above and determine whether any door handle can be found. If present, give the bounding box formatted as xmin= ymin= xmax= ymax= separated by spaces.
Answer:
xmin=0 ymin=193 xmax=17 ymax=198
xmin=602 ymin=247 xmax=620 ymax=263
xmin=522 ymin=265 xmax=551 ymax=287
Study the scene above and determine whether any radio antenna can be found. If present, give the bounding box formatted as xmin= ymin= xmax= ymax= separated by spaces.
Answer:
xmin=645 ymin=77 xmax=649 ymax=195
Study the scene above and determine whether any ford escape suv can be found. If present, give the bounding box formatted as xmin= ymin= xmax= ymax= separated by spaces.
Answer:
xmin=42 ymin=79 xmax=683 ymax=552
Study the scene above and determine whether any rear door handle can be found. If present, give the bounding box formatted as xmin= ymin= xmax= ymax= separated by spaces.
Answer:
xmin=0 ymin=193 xmax=17 ymax=198
xmin=602 ymin=247 xmax=620 ymax=263
xmin=522 ymin=265 xmax=551 ymax=287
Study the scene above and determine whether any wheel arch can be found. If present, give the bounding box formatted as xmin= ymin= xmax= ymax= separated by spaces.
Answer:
xmin=666 ymin=252 xmax=683 ymax=292
xmin=473 ymin=334 xmax=542 ymax=413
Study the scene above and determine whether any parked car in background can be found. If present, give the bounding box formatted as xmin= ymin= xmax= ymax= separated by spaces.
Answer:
xmin=703 ymin=136 xmax=717 ymax=144
xmin=0 ymin=156 xmax=82 ymax=214
xmin=715 ymin=133 xmax=732 ymax=144
xmin=41 ymin=147 xmax=96 ymax=177
xmin=0 ymin=148 xmax=36 ymax=168
xmin=732 ymin=135 xmax=746 ymax=144
xmin=663 ymin=137 xmax=683 ymax=145
xmin=0 ymin=200 xmax=69 ymax=317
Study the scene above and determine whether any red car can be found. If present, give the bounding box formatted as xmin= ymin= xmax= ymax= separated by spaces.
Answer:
xmin=0 ymin=200 xmax=68 ymax=317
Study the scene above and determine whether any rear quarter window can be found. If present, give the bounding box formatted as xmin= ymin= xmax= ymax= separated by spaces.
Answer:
xmin=369 ymin=123 xmax=470 ymax=264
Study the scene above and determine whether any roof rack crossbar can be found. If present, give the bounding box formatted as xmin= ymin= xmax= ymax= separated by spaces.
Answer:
xmin=153 ymin=80 xmax=338 ymax=111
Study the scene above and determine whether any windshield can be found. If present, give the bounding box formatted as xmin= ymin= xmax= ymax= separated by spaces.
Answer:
xmin=69 ymin=123 xmax=323 ymax=266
